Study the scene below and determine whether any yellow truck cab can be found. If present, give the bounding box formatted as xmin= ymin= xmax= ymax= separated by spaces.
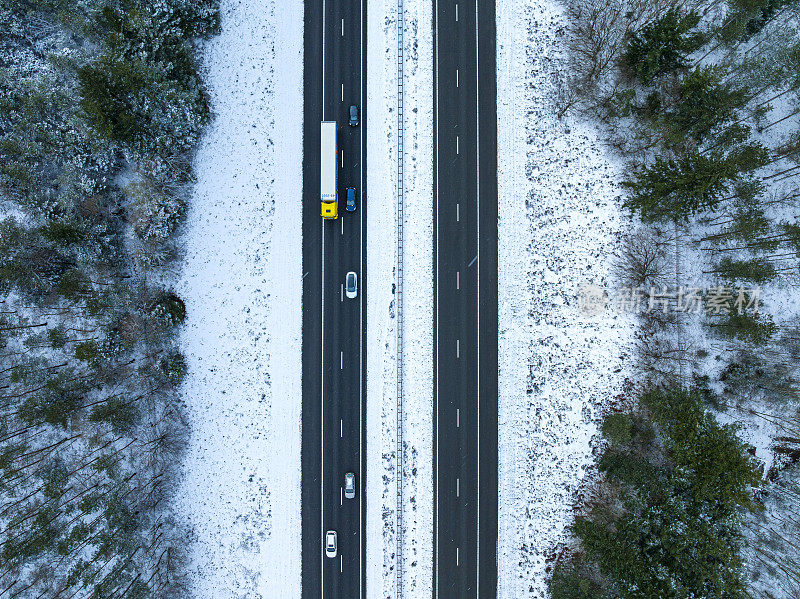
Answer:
xmin=321 ymin=200 xmax=337 ymax=218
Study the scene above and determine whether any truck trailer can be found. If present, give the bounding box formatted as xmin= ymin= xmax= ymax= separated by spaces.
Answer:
xmin=320 ymin=121 xmax=338 ymax=219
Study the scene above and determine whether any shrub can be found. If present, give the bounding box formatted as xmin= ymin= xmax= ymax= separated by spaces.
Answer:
xmin=125 ymin=177 xmax=187 ymax=243
xmin=150 ymin=292 xmax=186 ymax=327
xmin=601 ymin=412 xmax=634 ymax=445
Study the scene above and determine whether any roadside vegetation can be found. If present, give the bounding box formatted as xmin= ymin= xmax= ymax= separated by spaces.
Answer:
xmin=0 ymin=0 xmax=218 ymax=596
xmin=553 ymin=0 xmax=800 ymax=596
xmin=552 ymin=388 xmax=760 ymax=599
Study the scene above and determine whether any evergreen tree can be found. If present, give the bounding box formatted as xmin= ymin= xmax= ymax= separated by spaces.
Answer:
xmin=713 ymin=310 xmax=777 ymax=345
xmin=622 ymin=145 xmax=768 ymax=221
xmin=715 ymin=256 xmax=777 ymax=284
xmin=622 ymin=9 xmax=704 ymax=85
xmin=662 ymin=67 xmax=748 ymax=146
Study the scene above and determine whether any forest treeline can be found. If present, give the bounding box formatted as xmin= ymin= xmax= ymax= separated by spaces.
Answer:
xmin=0 ymin=0 xmax=218 ymax=596
xmin=554 ymin=0 xmax=800 ymax=597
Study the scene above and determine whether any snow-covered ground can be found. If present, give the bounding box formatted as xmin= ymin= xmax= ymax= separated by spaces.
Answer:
xmin=366 ymin=0 xmax=434 ymax=596
xmin=173 ymin=0 xmax=303 ymax=596
xmin=496 ymin=0 xmax=636 ymax=596
xmin=365 ymin=0 xmax=398 ymax=593
xmin=395 ymin=0 xmax=435 ymax=594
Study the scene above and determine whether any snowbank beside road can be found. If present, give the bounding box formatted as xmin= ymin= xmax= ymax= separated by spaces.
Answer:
xmin=174 ymin=0 xmax=303 ymax=596
xmin=496 ymin=1 xmax=636 ymax=597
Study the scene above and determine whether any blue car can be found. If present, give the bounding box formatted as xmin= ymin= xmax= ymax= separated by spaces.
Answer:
xmin=346 ymin=187 xmax=357 ymax=212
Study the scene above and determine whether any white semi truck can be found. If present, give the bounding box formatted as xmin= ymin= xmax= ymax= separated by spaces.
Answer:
xmin=320 ymin=121 xmax=338 ymax=219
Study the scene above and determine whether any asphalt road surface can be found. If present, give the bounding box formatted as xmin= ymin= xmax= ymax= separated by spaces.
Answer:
xmin=301 ymin=0 xmax=367 ymax=597
xmin=433 ymin=0 xmax=499 ymax=597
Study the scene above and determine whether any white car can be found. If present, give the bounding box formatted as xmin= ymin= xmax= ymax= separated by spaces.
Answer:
xmin=325 ymin=530 xmax=337 ymax=558
xmin=345 ymin=271 xmax=357 ymax=299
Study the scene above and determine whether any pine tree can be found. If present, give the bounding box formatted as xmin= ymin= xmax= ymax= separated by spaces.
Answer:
xmin=622 ymin=144 xmax=768 ymax=221
xmin=621 ymin=8 xmax=704 ymax=85
xmin=662 ymin=66 xmax=748 ymax=145
xmin=715 ymin=256 xmax=777 ymax=284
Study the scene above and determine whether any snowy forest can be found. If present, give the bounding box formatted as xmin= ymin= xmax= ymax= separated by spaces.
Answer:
xmin=0 ymin=0 xmax=218 ymax=596
xmin=4 ymin=0 xmax=800 ymax=597
xmin=552 ymin=0 xmax=800 ymax=598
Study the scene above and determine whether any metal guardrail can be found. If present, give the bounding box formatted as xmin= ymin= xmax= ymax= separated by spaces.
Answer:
xmin=395 ymin=0 xmax=405 ymax=595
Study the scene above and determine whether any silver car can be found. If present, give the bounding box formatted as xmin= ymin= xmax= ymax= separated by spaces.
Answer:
xmin=344 ymin=472 xmax=356 ymax=499
xmin=325 ymin=530 xmax=337 ymax=558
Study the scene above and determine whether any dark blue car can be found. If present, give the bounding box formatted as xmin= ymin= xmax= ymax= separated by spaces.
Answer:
xmin=349 ymin=104 xmax=359 ymax=126
xmin=346 ymin=187 xmax=357 ymax=212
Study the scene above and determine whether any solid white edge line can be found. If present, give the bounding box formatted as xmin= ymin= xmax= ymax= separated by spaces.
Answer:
xmin=474 ymin=0 xmax=481 ymax=595
xmin=359 ymin=0 xmax=364 ymax=595
xmin=320 ymin=140 xmax=324 ymax=599
xmin=320 ymin=0 xmax=326 ymax=591
xmin=434 ymin=0 xmax=440 ymax=595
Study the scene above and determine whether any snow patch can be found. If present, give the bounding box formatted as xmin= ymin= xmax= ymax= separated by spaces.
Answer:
xmin=496 ymin=0 xmax=636 ymax=596
xmin=173 ymin=0 xmax=303 ymax=596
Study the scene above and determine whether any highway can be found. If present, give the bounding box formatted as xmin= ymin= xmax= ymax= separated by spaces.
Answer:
xmin=301 ymin=0 xmax=367 ymax=597
xmin=433 ymin=1 xmax=498 ymax=597
xmin=300 ymin=0 xmax=497 ymax=596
